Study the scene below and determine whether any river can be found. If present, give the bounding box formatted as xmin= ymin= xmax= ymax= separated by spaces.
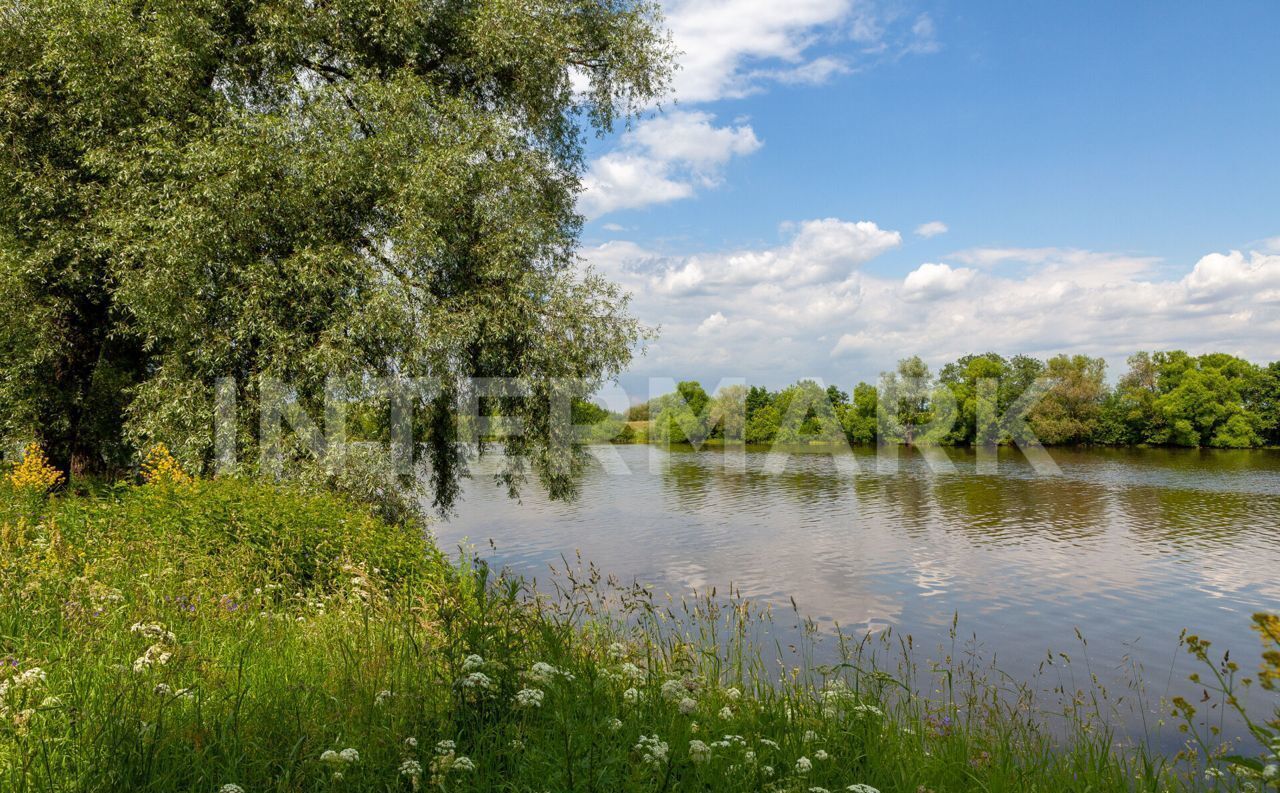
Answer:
xmin=434 ymin=444 xmax=1280 ymax=750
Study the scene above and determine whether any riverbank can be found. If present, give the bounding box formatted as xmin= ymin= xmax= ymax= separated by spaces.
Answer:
xmin=1 ymin=478 xmax=1274 ymax=791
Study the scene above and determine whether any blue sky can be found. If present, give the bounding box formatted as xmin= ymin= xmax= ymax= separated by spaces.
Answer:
xmin=573 ymin=1 xmax=1280 ymax=396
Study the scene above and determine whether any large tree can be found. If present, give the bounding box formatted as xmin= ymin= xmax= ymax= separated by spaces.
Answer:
xmin=0 ymin=0 xmax=671 ymax=508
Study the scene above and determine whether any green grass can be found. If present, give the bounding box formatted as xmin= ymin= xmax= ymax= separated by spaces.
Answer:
xmin=0 ymin=479 xmax=1275 ymax=792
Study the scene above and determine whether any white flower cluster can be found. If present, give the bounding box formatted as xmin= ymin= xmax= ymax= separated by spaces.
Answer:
xmin=688 ymin=739 xmax=711 ymax=764
xmin=153 ymin=683 xmax=193 ymax=700
xmin=635 ymin=734 xmax=668 ymax=767
xmin=130 ymin=622 xmax=178 ymax=673
xmin=218 ymin=785 xmax=245 ymax=793
xmin=0 ymin=667 xmax=47 ymax=727
xmin=525 ymin=661 xmax=574 ymax=685
xmin=659 ymin=679 xmax=687 ymax=701
xmin=399 ymin=759 xmax=423 ymax=780
xmin=429 ymin=739 xmax=475 ymax=785
xmin=320 ymin=748 xmax=360 ymax=765
xmin=514 ymin=687 xmax=544 ymax=709
xmin=846 ymin=785 xmax=881 ymax=793
xmin=130 ymin=622 xmax=177 ymax=643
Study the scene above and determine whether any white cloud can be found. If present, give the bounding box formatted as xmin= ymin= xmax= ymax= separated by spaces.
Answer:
xmin=636 ymin=219 xmax=901 ymax=295
xmin=580 ymin=111 xmax=762 ymax=217
xmin=584 ymin=226 xmax=1280 ymax=389
xmin=659 ymin=0 xmax=941 ymax=103
xmin=1184 ymin=250 xmax=1280 ymax=301
xmin=914 ymin=220 xmax=948 ymax=238
xmin=901 ymin=262 xmax=976 ymax=301
xmin=697 ymin=311 xmax=729 ymax=334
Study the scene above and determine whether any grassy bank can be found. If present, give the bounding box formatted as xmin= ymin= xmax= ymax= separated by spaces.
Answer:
xmin=1 ymin=477 xmax=1276 ymax=792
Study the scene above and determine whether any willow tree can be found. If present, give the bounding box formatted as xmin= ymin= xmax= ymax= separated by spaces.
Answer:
xmin=0 ymin=0 xmax=671 ymax=509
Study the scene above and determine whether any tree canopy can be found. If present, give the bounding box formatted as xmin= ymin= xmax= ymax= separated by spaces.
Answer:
xmin=624 ymin=350 xmax=1279 ymax=451
xmin=0 ymin=0 xmax=672 ymax=510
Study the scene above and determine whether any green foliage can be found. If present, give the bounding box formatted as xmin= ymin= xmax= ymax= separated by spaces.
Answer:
xmin=0 ymin=0 xmax=673 ymax=507
xmin=627 ymin=349 xmax=1278 ymax=450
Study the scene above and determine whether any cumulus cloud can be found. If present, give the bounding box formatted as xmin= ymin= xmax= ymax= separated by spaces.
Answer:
xmin=580 ymin=111 xmax=762 ymax=217
xmin=914 ymin=221 xmax=948 ymax=238
xmin=626 ymin=219 xmax=901 ymax=296
xmin=663 ymin=0 xmax=942 ymax=102
xmin=901 ymin=262 xmax=976 ymax=301
xmin=583 ymin=226 xmax=1280 ymax=389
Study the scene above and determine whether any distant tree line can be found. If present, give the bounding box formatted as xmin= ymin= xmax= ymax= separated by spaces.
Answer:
xmin=620 ymin=351 xmax=1280 ymax=449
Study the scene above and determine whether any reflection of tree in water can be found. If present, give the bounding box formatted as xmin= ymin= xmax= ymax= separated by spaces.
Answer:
xmin=852 ymin=471 xmax=936 ymax=538
xmin=658 ymin=452 xmax=716 ymax=510
xmin=930 ymin=476 xmax=1109 ymax=546
xmin=1117 ymin=484 xmax=1280 ymax=550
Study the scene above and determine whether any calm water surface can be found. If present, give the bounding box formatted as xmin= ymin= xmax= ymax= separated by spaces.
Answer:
xmin=434 ymin=445 xmax=1280 ymax=746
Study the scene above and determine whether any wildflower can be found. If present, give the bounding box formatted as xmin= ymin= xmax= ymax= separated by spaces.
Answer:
xmin=689 ymin=739 xmax=711 ymax=764
xmin=435 ymin=740 xmax=456 ymax=755
xmin=130 ymin=623 xmax=177 ymax=644
xmin=724 ymin=687 xmax=741 ymax=701
xmin=623 ymin=687 xmax=639 ymax=703
xmin=608 ymin=642 xmax=627 ymax=659
xmin=459 ymin=672 xmax=492 ymax=691
xmin=795 ymin=756 xmax=813 ymax=774
xmin=141 ymin=444 xmax=192 ymax=485
xmin=810 ymin=788 xmax=831 ymax=793
xmin=154 ymin=683 xmax=173 ymax=696
xmin=404 ymin=737 xmax=418 ymax=749
xmin=846 ymin=785 xmax=880 ymax=793
xmin=803 ymin=729 xmax=818 ymax=742
xmin=461 ymin=654 xmax=485 ymax=672
xmin=607 ymin=717 xmax=623 ymax=732
xmin=452 ymin=756 xmax=474 ymax=772
xmin=678 ymin=697 xmax=697 ymax=715
xmin=400 ymin=760 xmax=423 ymax=779
xmin=759 ymin=739 xmax=780 ymax=750
xmin=660 ymin=679 xmax=685 ymax=701
xmin=375 ymin=689 xmax=393 ymax=706
xmin=219 ymin=785 xmax=245 ymax=793
xmin=635 ymin=734 xmax=668 ymax=767
xmin=744 ymin=750 xmax=756 ymax=765
xmin=1263 ymin=763 xmax=1278 ymax=780
xmin=7 ymin=443 xmax=64 ymax=492
xmin=526 ymin=661 xmax=574 ymax=685
xmin=619 ymin=662 xmax=644 ymax=681
xmin=718 ymin=706 xmax=733 ymax=720
xmin=515 ymin=688 xmax=544 ymax=708
xmin=132 ymin=645 xmax=173 ymax=673
xmin=813 ymin=749 xmax=829 ymax=761
xmin=321 ymin=748 xmax=359 ymax=765
xmin=762 ymin=765 xmax=774 ymax=777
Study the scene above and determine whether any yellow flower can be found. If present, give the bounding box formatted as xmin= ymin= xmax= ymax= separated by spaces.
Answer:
xmin=6 ymin=443 xmax=64 ymax=493
xmin=140 ymin=444 xmax=192 ymax=485
xmin=1253 ymin=612 xmax=1280 ymax=692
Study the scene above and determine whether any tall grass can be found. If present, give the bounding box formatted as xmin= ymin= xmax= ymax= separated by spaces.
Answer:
xmin=0 ymin=479 xmax=1275 ymax=792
